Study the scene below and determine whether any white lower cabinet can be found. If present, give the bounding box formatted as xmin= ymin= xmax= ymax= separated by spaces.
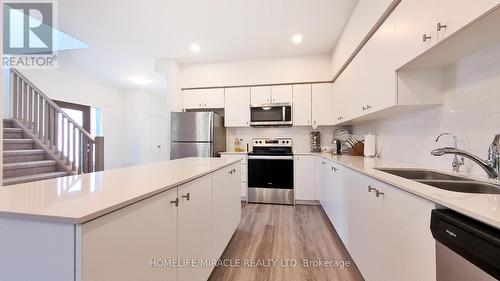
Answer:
xmin=178 ymin=175 xmax=214 ymax=281
xmin=220 ymin=154 xmax=247 ymax=199
xmin=80 ymin=187 xmax=179 ymax=281
xmin=317 ymin=157 xmax=436 ymax=281
xmin=212 ymin=164 xmax=242 ymax=258
xmin=294 ymin=155 xmax=316 ymax=200
xmin=78 ymin=163 xmax=241 ymax=281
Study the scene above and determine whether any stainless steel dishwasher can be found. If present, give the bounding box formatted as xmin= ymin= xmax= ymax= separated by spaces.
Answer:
xmin=430 ymin=209 xmax=500 ymax=281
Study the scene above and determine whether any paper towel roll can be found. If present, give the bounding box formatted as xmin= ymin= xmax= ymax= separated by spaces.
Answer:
xmin=364 ymin=134 xmax=377 ymax=157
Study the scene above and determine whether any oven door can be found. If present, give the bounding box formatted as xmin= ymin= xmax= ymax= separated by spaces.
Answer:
xmin=247 ymin=155 xmax=294 ymax=189
xmin=247 ymin=155 xmax=294 ymax=204
xmin=250 ymin=105 xmax=292 ymax=126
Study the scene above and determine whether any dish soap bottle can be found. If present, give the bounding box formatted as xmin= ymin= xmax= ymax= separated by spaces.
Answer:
xmin=234 ymin=138 xmax=245 ymax=152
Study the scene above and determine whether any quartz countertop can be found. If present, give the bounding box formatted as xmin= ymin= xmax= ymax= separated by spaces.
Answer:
xmin=309 ymin=152 xmax=500 ymax=229
xmin=0 ymin=157 xmax=240 ymax=224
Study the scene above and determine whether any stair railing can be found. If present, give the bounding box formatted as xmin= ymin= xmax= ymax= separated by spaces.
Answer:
xmin=9 ymin=68 xmax=101 ymax=174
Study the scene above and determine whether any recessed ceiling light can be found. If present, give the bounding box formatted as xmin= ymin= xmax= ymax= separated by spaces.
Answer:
xmin=190 ymin=43 xmax=201 ymax=53
xmin=128 ymin=75 xmax=151 ymax=85
xmin=291 ymin=34 xmax=303 ymax=44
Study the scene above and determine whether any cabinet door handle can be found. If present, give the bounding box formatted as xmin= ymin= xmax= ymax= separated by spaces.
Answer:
xmin=170 ymin=198 xmax=179 ymax=207
xmin=181 ymin=193 xmax=190 ymax=201
xmin=375 ymin=190 xmax=385 ymax=198
xmin=322 ymin=161 xmax=326 ymax=166
xmin=368 ymin=185 xmax=376 ymax=193
xmin=437 ymin=22 xmax=447 ymax=31
xmin=422 ymin=34 xmax=432 ymax=42
xmin=204 ymin=103 xmax=207 ymax=107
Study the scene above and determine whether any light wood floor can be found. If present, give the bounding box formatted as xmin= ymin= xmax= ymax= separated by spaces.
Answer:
xmin=208 ymin=203 xmax=364 ymax=281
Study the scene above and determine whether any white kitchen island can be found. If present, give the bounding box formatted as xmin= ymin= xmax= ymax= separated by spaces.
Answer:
xmin=0 ymin=157 xmax=242 ymax=281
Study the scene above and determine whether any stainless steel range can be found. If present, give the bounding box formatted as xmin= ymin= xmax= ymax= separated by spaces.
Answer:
xmin=247 ymin=138 xmax=294 ymax=205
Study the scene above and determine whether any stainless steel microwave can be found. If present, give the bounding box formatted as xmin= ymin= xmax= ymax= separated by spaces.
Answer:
xmin=250 ymin=103 xmax=292 ymax=126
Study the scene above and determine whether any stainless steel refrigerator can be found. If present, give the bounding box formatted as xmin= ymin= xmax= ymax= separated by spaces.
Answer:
xmin=170 ymin=112 xmax=226 ymax=160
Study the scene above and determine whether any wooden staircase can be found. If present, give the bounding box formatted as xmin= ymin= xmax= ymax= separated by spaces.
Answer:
xmin=3 ymin=69 xmax=104 ymax=186
xmin=3 ymin=119 xmax=69 ymax=186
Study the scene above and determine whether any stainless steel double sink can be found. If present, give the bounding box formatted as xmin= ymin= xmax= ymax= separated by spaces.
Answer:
xmin=376 ymin=168 xmax=500 ymax=194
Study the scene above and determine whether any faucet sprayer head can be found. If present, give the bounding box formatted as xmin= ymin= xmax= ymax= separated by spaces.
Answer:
xmin=431 ymin=148 xmax=446 ymax=156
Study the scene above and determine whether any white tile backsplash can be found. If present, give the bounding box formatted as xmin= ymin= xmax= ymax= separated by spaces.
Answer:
xmin=227 ymin=126 xmax=335 ymax=153
xmin=353 ymin=43 xmax=500 ymax=178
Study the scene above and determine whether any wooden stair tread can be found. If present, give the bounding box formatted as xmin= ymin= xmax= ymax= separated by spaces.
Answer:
xmin=3 ymin=149 xmax=45 ymax=156
xmin=3 ymin=171 xmax=69 ymax=186
xmin=3 ymin=128 xmax=23 ymax=132
xmin=3 ymin=160 xmax=57 ymax=170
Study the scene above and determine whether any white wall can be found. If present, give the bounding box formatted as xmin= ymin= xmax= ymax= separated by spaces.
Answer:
xmin=180 ymin=54 xmax=332 ymax=88
xmin=352 ymin=43 xmax=500 ymax=178
xmin=17 ymin=69 xmax=125 ymax=169
xmin=227 ymin=126 xmax=334 ymax=153
xmin=122 ymin=90 xmax=167 ymax=167
xmin=169 ymin=55 xmax=336 ymax=155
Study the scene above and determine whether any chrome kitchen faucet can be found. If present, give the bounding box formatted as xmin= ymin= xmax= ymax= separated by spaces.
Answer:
xmin=431 ymin=134 xmax=500 ymax=180
xmin=434 ymin=133 xmax=464 ymax=173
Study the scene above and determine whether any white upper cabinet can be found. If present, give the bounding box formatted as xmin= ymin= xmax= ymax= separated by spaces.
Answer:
xmin=393 ymin=0 xmax=438 ymax=68
xmin=437 ymin=0 xmax=500 ymax=41
xmin=251 ymin=85 xmax=292 ymax=105
xmin=224 ymin=87 xmax=250 ymax=127
xmin=311 ymin=83 xmax=334 ymax=127
xmin=250 ymin=86 xmax=271 ymax=104
xmin=292 ymin=84 xmax=312 ymax=126
xmin=271 ymin=85 xmax=293 ymax=103
xmin=182 ymin=88 xmax=225 ymax=110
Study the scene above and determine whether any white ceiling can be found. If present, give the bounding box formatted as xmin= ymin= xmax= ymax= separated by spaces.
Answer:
xmin=55 ymin=0 xmax=359 ymax=93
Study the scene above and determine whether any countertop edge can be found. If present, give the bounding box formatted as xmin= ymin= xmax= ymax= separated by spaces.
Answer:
xmin=0 ymin=159 xmax=241 ymax=225
xmin=309 ymin=153 xmax=500 ymax=229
